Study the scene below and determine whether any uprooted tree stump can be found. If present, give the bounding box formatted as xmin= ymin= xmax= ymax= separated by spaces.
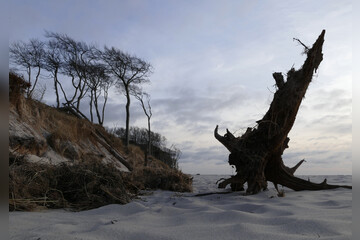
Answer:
xmin=215 ymin=30 xmax=351 ymax=195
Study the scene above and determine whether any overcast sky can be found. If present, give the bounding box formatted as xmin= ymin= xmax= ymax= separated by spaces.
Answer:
xmin=9 ymin=0 xmax=352 ymax=175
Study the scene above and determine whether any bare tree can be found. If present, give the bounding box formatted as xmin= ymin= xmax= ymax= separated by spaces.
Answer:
xmin=9 ymin=41 xmax=32 ymax=94
xmin=45 ymin=32 xmax=96 ymax=111
xmin=9 ymin=39 xmax=45 ymax=98
xmin=43 ymin=39 xmax=63 ymax=108
xmin=87 ymin=63 xmax=113 ymax=125
xmin=214 ymin=30 xmax=351 ymax=194
xmin=135 ymin=91 xmax=152 ymax=166
xmin=101 ymin=46 xmax=152 ymax=147
xmin=168 ymin=144 xmax=181 ymax=169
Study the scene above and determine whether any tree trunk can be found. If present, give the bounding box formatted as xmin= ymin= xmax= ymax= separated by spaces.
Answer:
xmin=26 ymin=66 xmax=31 ymax=98
xmin=54 ymin=68 xmax=60 ymax=108
xmin=94 ymin=88 xmax=102 ymax=125
xmin=125 ymin=86 xmax=131 ymax=148
xmin=214 ymin=30 xmax=351 ymax=194
xmin=144 ymin=116 xmax=151 ymax=166
xmin=147 ymin=117 xmax=151 ymax=155
xmin=100 ymin=88 xmax=109 ymax=126
xmin=89 ymin=89 xmax=94 ymax=123
xmin=29 ymin=66 xmax=41 ymax=98
xmin=76 ymin=78 xmax=87 ymax=111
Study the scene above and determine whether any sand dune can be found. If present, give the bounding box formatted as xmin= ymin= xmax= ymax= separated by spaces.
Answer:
xmin=9 ymin=175 xmax=352 ymax=240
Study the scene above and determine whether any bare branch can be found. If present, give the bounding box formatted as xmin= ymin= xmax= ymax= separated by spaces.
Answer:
xmin=293 ymin=37 xmax=310 ymax=54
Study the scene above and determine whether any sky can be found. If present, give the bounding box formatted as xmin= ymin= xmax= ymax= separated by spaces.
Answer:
xmin=9 ymin=0 xmax=352 ymax=175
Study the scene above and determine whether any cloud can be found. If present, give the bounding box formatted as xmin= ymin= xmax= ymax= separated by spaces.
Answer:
xmin=9 ymin=0 xmax=352 ymax=175
xmin=310 ymin=88 xmax=352 ymax=111
xmin=180 ymin=145 xmax=228 ymax=163
xmin=153 ymin=89 xmax=247 ymax=125
xmin=283 ymin=149 xmax=351 ymax=175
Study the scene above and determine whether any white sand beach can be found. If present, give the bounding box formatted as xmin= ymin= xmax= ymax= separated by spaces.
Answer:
xmin=9 ymin=175 xmax=352 ymax=240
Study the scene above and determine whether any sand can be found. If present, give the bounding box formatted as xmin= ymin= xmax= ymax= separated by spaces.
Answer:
xmin=9 ymin=175 xmax=352 ymax=240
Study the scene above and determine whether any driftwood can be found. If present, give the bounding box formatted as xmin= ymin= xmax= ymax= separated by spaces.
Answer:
xmin=194 ymin=191 xmax=234 ymax=197
xmin=59 ymin=103 xmax=90 ymax=121
xmin=92 ymin=129 xmax=133 ymax=171
xmin=215 ymin=30 xmax=351 ymax=194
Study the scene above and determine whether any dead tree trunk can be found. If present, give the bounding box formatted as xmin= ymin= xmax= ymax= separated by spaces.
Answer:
xmin=215 ymin=30 xmax=351 ymax=194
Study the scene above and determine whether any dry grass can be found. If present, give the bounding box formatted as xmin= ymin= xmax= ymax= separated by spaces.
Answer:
xmin=124 ymin=167 xmax=193 ymax=193
xmin=9 ymin=142 xmax=192 ymax=211
xmin=26 ymin=100 xmax=94 ymax=144
xmin=9 ymin=73 xmax=193 ymax=211
xmin=123 ymin=146 xmax=193 ymax=193
xmin=277 ymin=189 xmax=285 ymax=197
xmin=9 ymin=72 xmax=30 ymax=105
xmin=9 ymin=156 xmax=131 ymax=211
